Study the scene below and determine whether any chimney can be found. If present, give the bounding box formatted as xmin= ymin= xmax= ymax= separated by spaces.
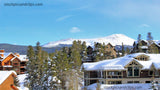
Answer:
xmin=0 ymin=49 xmax=4 ymax=58
xmin=15 ymin=53 xmax=20 ymax=57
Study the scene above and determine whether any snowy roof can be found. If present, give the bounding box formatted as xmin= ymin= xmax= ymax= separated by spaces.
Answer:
xmin=3 ymin=53 xmax=11 ymax=59
xmin=0 ymin=53 xmax=28 ymax=62
xmin=82 ymin=53 xmax=160 ymax=71
xmin=0 ymin=53 xmax=13 ymax=61
xmin=134 ymin=40 xmax=148 ymax=45
xmin=140 ymin=46 xmax=148 ymax=49
xmin=0 ymin=71 xmax=17 ymax=85
xmin=134 ymin=40 xmax=160 ymax=47
xmin=19 ymin=55 xmax=28 ymax=61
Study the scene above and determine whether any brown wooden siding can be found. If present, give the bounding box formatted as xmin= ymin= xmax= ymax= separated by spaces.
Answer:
xmin=0 ymin=73 xmax=16 ymax=90
xmin=2 ymin=54 xmax=14 ymax=66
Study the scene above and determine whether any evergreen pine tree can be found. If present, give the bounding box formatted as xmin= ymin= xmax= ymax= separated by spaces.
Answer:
xmin=137 ymin=34 xmax=142 ymax=42
xmin=14 ymin=76 xmax=19 ymax=87
xmin=35 ymin=42 xmax=43 ymax=89
xmin=81 ymin=41 xmax=87 ymax=62
xmin=41 ymin=51 xmax=50 ymax=89
xmin=70 ymin=40 xmax=81 ymax=69
xmin=26 ymin=43 xmax=57 ymax=90
xmin=121 ymin=43 xmax=125 ymax=56
xmin=93 ymin=43 xmax=103 ymax=62
xmin=147 ymin=32 xmax=153 ymax=45
xmin=25 ymin=45 xmax=37 ymax=89
xmin=125 ymin=47 xmax=130 ymax=54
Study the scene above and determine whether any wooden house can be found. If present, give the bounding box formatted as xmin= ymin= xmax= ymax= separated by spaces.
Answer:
xmin=132 ymin=40 xmax=160 ymax=53
xmin=82 ymin=53 xmax=160 ymax=86
xmin=105 ymin=43 xmax=117 ymax=59
xmin=0 ymin=50 xmax=28 ymax=74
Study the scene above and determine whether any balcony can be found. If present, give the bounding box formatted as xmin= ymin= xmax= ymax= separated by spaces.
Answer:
xmin=20 ymin=66 xmax=26 ymax=68
xmin=20 ymin=72 xmax=25 ymax=74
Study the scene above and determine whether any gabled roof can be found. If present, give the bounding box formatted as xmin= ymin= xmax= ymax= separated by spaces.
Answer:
xmin=0 ymin=53 xmax=28 ymax=62
xmin=0 ymin=53 xmax=15 ymax=62
xmin=0 ymin=71 xmax=17 ymax=85
xmin=10 ymin=57 xmax=21 ymax=62
xmin=134 ymin=40 xmax=148 ymax=45
xmin=82 ymin=53 xmax=160 ymax=71
xmin=124 ymin=59 xmax=143 ymax=68
xmin=106 ymin=43 xmax=113 ymax=47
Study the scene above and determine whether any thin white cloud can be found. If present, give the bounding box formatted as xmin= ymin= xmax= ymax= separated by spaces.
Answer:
xmin=96 ymin=1 xmax=160 ymax=22
xmin=61 ymin=0 xmax=160 ymax=22
xmin=70 ymin=27 xmax=81 ymax=33
xmin=56 ymin=15 xmax=73 ymax=21
xmin=140 ymin=24 xmax=150 ymax=28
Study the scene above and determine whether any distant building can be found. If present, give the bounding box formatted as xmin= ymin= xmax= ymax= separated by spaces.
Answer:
xmin=82 ymin=53 xmax=160 ymax=86
xmin=82 ymin=43 xmax=117 ymax=63
xmin=0 ymin=71 xmax=18 ymax=90
xmin=104 ymin=43 xmax=117 ymax=59
xmin=0 ymin=49 xmax=28 ymax=74
xmin=132 ymin=40 xmax=160 ymax=53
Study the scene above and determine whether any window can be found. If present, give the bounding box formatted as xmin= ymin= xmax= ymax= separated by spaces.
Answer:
xmin=149 ymin=70 xmax=159 ymax=76
xmin=134 ymin=67 xmax=139 ymax=76
xmin=128 ymin=67 xmax=133 ymax=76
xmin=108 ymin=71 xmax=122 ymax=76
xmin=4 ymin=61 xmax=9 ymax=65
xmin=14 ymin=63 xmax=18 ymax=65
xmin=128 ymin=81 xmax=139 ymax=83
xmin=127 ymin=66 xmax=139 ymax=77
xmin=135 ymin=55 xmax=149 ymax=61
xmin=108 ymin=81 xmax=121 ymax=84
xmin=107 ymin=71 xmax=122 ymax=78
xmin=146 ymin=81 xmax=151 ymax=83
xmin=134 ymin=81 xmax=139 ymax=83
xmin=127 ymin=81 xmax=133 ymax=83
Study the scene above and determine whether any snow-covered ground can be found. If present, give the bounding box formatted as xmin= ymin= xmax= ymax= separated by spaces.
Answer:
xmin=85 ymin=83 xmax=160 ymax=90
xmin=17 ymin=74 xmax=29 ymax=90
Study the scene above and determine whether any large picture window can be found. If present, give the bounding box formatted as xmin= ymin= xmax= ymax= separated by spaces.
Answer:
xmin=128 ymin=66 xmax=139 ymax=77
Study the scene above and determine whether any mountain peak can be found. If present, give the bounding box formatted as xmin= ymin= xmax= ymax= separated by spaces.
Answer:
xmin=42 ymin=34 xmax=135 ymax=48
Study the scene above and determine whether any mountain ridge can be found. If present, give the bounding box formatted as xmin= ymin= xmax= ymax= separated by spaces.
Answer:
xmin=42 ymin=34 xmax=135 ymax=48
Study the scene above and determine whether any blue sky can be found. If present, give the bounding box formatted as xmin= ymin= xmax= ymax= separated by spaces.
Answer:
xmin=0 ymin=0 xmax=160 ymax=46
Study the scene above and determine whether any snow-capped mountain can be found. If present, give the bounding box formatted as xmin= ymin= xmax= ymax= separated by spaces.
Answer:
xmin=42 ymin=34 xmax=135 ymax=48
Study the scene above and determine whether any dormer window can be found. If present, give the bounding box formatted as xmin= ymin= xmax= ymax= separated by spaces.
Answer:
xmin=134 ymin=54 xmax=149 ymax=61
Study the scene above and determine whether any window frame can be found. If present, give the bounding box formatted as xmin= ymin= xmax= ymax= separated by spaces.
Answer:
xmin=127 ymin=61 xmax=141 ymax=77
